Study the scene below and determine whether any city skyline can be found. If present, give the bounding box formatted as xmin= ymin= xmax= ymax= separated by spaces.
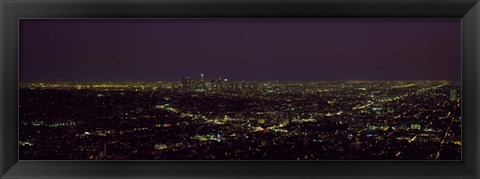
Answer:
xmin=20 ymin=19 xmax=461 ymax=82
xmin=19 ymin=19 xmax=461 ymax=160
xmin=19 ymin=80 xmax=462 ymax=160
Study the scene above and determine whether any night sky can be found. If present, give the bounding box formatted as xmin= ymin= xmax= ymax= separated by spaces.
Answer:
xmin=20 ymin=19 xmax=461 ymax=82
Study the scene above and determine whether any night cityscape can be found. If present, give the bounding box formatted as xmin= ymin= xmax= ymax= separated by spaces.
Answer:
xmin=19 ymin=78 xmax=461 ymax=160
xmin=19 ymin=19 xmax=461 ymax=160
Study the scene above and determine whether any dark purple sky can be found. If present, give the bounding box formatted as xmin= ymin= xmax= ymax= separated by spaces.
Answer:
xmin=20 ymin=19 xmax=461 ymax=82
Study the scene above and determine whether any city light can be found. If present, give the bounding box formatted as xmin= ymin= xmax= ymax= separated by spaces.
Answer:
xmin=19 ymin=77 xmax=461 ymax=160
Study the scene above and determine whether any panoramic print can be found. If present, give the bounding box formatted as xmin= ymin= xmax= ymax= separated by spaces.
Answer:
xmin=19 ymin=19 xmax=461 ymax=160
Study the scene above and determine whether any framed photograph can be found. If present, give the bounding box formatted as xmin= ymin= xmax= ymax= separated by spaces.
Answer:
xmin=1 ymin=0 xmax=479 ymax=178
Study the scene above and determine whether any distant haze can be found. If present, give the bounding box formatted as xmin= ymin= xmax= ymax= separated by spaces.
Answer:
xmin=20 ymin=19 xmax=461 ymax=82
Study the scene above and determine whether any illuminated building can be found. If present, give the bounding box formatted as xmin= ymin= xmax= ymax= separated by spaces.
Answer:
xmin=182 ymin=77 xmax=193 ymax=92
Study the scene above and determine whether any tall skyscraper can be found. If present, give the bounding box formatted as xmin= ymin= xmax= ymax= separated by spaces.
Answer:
xmin=182 ymin=77 xmax=193 ymax=92
xmin=200 ymin=74 xmax=204 ymax=82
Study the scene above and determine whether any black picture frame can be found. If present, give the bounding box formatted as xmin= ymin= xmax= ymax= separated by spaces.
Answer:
xmin=1 ymin=0 xmax=479 ymax=178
